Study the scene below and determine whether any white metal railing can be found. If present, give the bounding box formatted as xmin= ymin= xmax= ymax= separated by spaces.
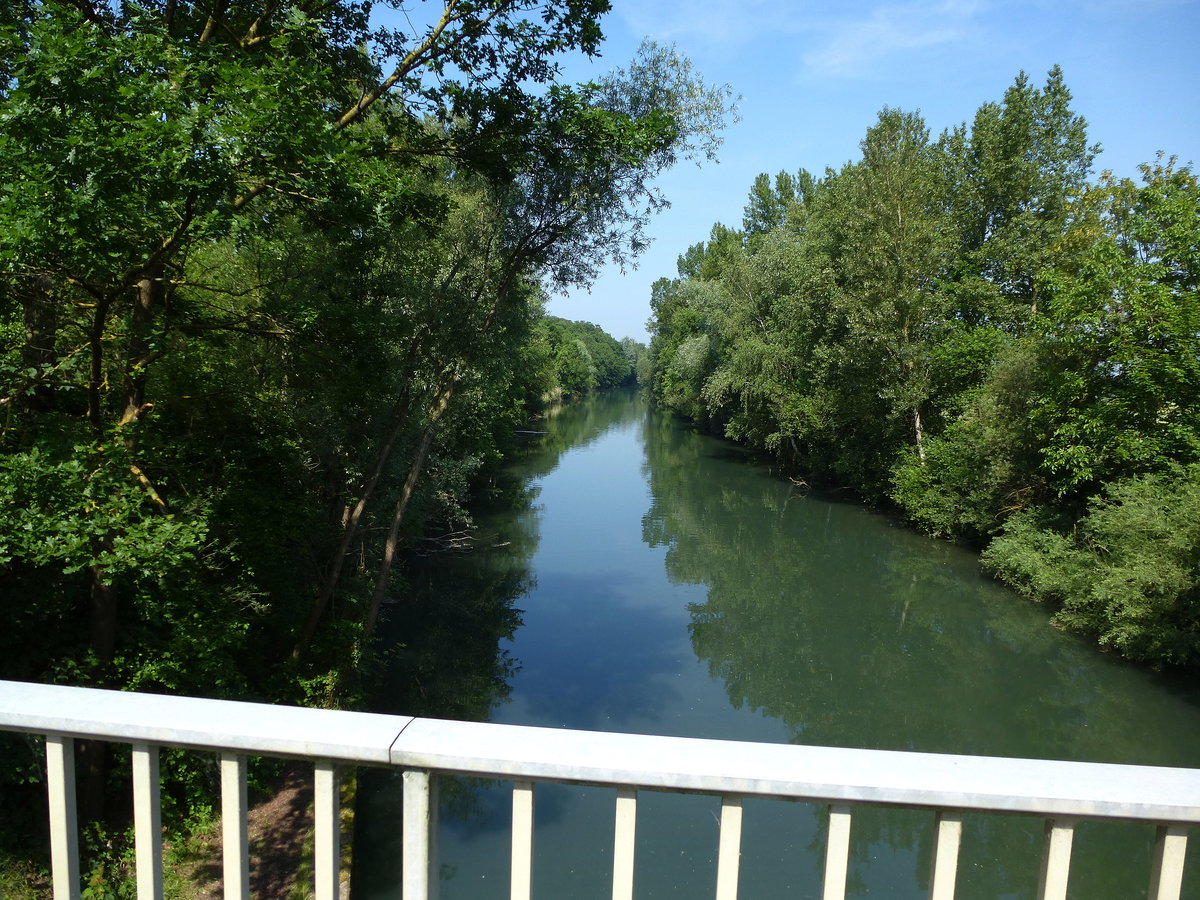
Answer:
xmin=1 ymin=679 xmax=1197 ymax=900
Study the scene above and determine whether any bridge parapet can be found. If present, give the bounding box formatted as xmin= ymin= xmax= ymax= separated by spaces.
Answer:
xmin=1 ymin=680 xmax=1196 ymax=899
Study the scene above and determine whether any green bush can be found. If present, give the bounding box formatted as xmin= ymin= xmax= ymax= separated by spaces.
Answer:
xmin=983 ymin=465 xmax=1200 ymax=666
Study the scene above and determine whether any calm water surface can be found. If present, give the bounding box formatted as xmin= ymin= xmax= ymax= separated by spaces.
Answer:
xmin=355 ymin=390 xmax=1200 ymax=899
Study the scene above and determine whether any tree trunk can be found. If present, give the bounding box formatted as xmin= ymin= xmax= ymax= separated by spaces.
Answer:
xmin=20 ymin=275 xmax=57 ymax=413
xmin=292 ymin=392 xmax=412 ymax=659
xmin=120 ymin=265 xmax=164 ymax=426
xmin=363 ymin=378 xmax=458 ymax=642
xmin=74 ymin=274 xmax=166 ymax=825
xmin=88 ymin=563 xmax=119 ymax=672
xmin=913 ymin=406 xmax=927 ymax=464
xmin=78 ymin=554 xmax=120 ymax=824
xmin=86 ymin=297 xmax=112 ymax=436
xmin=293 ymin=340 xmax=429 ymax=660
xmin=75 ymin=741 xmax=109 ymax=826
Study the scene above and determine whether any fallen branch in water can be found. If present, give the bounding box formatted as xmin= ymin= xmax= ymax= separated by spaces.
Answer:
xmin=415 ymin=528 xmax=475 ymax=554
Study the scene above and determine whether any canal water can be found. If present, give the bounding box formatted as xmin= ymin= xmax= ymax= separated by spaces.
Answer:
xmin=355 ymin=389 xmax=1200 ymax=899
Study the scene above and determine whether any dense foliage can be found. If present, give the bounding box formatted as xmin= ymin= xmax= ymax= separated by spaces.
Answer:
xmin=0 ymin=0 xmax=730 ymax=878
xmin=647 ymin=67 xmax=1200 ymax=668
xmin=538 ymin=316 xmax=638 ymax=398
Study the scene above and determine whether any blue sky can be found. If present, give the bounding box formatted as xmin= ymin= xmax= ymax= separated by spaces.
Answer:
xmin=543 ymin=0 xmax=1200 ymax=341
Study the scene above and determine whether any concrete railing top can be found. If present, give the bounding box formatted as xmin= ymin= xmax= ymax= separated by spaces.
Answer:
xmin=2 ymin=679 xmax=1198 ymax=824
xmin=0 ymin=679 xmax=412 ymax=763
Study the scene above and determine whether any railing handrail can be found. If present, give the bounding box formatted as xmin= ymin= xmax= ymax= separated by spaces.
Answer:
xmin=0 ymin=679 xmax=411 ymax=763
xmin=2 ymin=679 xmax=1198 ymax=823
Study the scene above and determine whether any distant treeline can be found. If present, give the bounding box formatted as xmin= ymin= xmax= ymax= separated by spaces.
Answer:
xmin=647 ymin=67 xmax=1199 ymax=668
xmin=540 ymin=316 xmax=644 ymax=400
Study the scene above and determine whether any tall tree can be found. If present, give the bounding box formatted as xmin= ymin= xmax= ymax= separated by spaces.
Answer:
xmin=945 ymin=65 xmax=1098 ymax=324
xmin=743 ymin=171 xmax=799 ymax=245
xmin=816 ymin=107 xmax=954 ymax=472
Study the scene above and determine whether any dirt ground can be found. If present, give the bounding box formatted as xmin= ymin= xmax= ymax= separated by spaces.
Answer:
xmin=178 ymin=764 xmax=349 ymax=900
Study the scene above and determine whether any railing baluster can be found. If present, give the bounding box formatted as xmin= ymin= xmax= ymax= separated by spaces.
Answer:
xmin=403 ymin=769 xmax=437 ymax=900
xmin=220 ymin=752 xmax=249 ymax=900
xmin=612 ymin=787 xmax=637 ymax=900
xmin=1036 ymin=817 xmax=1075 ymax=900
xmin=1148 ymin=824 xmax=1188 ymax=900
xmin=822 ymin=804 xmax=852 ymax=900
xmin=314 ymin=761 xmax=340 ymax=900
xmin=131 ymin=743 xmax=162 ymax=900
xmin=715 ymin=795 xmax=743 ymax=900
xmin=928 ymin=811 xmax=962 ymax=900
xmin=45 ymin=735 xmax=81 ymax=900
xmin=511 ymin=781 xmax=535 ymax=900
